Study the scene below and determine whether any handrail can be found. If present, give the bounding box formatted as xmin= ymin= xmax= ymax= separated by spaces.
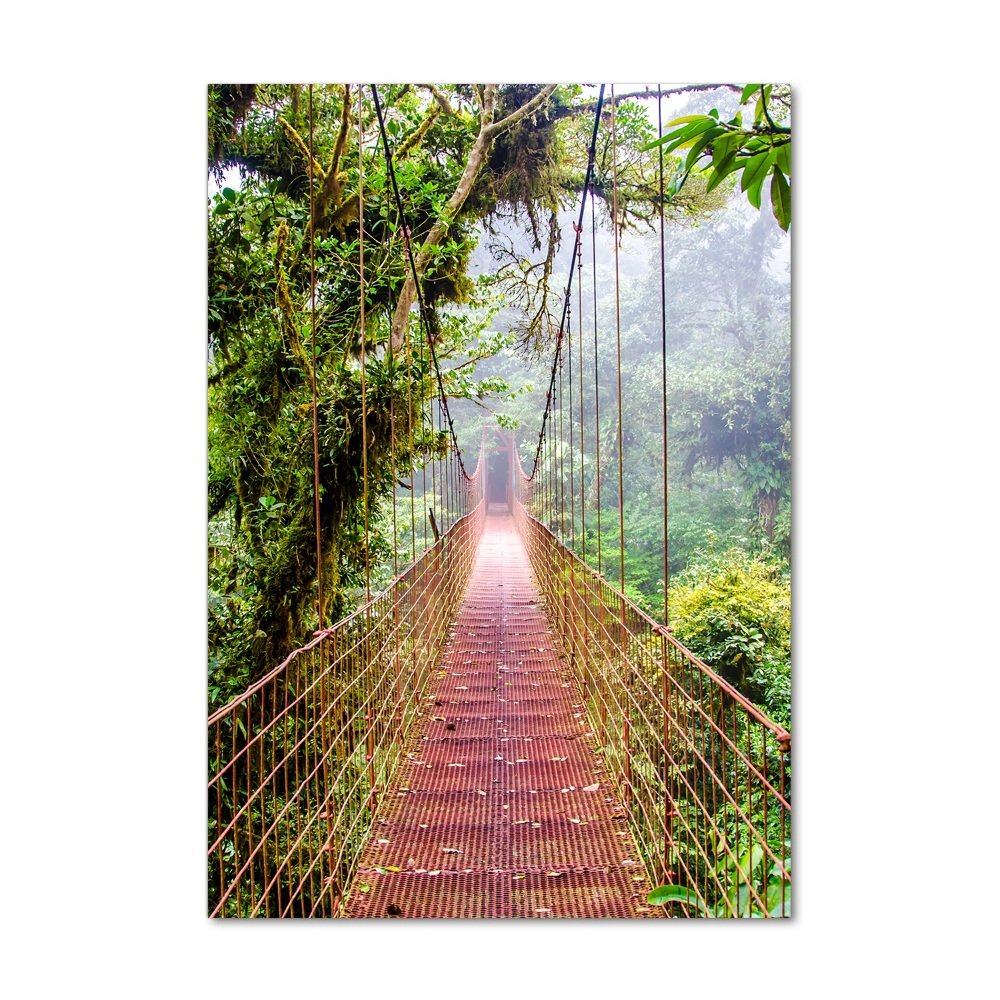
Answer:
xmin=207 ymin=446 xmax=486 ymax=917
xmin=511 ymin=438 xmax=791 ymax=918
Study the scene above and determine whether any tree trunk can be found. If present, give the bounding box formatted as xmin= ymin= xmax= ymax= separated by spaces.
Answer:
xmin=389 ymin=84 xmax=558 ymax=351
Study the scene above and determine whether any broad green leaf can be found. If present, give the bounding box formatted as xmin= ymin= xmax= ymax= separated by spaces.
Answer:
xmin=705 ymin=152 xmax=740 ymax=192
xmin=665 ymin=118 xmax=722 ymax=154
xmin=642 ymin=122 xmax=702 ymax=153
xmin=766 ymin=879 xmax=789 ymax=912
xmin=647 ymin=884 xmax=710 ymax=915
xmin=222 ymin=187 xmax=236 ymax=203
xmin=747 ymin=172 xmax=766 ymax=210
xmin=665 ymin=115 xmax=717 ymax=126
xmin=712 ymin=132 xmax=742 ymax=166
xmin=736 ymin=843 xmax=765 ymax=881
xmin=775 ymin=141 xmax=791 ymax=176
xmin=740 ymin=84 xmax=760 ymax=104
xmin=768 ymin=882 xmax=791 ymax=917
xmin=685 ymin=127 xmax=726 ymax=170
xmin=741 ymin=149 xmax=774 ymax=192
xmin=771 ymin=168 xmax=791 ymax=230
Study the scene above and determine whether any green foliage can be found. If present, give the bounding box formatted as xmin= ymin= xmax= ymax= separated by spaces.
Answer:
xmin=648 ymin=839 xmax=791 ymax=917
xmin=643 ymin=85 xmax=791 ymax=230
xmin=669 ymin=546 xmax=790 ymax=725
xmin=208 ymin=83 xmax=703 ymax=695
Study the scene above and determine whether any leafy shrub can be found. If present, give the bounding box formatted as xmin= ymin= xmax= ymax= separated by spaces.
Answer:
xmin=668 ymin=546 xmax=790 ymax=725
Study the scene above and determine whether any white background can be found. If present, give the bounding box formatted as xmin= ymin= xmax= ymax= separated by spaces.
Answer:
xmin=2 ymin=2 xmax=996 ymax=996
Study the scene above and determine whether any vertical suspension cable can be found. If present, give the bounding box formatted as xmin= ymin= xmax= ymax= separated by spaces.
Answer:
xmin=422 ymin=351 xmax=428 ymax=552
xmin=359 ymin=85 xmax=370 ymax=603
xmin=380 ymin=121 xmax=402 ymax=748
xmin=308 ymin=87 xmax=332 ymax=873
xmin=591 ymin=190 xmax=602 ymax=576
xmin=567 ymin=272 xmax=575 ymax=551
xmin=409 ymin=330 xmax=416 ymax=561
xmin=577 ymin=239 xmax=585 ymax=561
xmin=431 ymin=402 xmax=438 ymax=538
xmin=658 ymin=84 xmax=669 ymax=625
xmin=558 ymin=347 xmax=565 ymax=541
xmin=611 ymin=85 xmax=625 ymax=592
xmin=308 ymin=85 xmax=324 ymax=626
xmin=385 ymin=125 xmax=399 ymax=579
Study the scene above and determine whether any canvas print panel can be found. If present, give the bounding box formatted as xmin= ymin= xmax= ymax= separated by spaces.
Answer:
xmin=207 ymin=83 xmax=791 ymax=918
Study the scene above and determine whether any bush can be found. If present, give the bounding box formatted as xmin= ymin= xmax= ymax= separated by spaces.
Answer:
xmin=668 ymin=546 xmax=790 ymax=726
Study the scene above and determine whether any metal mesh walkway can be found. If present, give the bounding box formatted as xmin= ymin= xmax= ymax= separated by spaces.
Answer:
xmin=345 ymin=514 xmax=657 ymax=918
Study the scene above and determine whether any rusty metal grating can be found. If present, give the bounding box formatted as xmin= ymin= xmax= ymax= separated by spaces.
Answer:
xmin=349 ymin=871 xmax=657 ymax=919
xmin=344 ymin=514 xmax=658 ymax=917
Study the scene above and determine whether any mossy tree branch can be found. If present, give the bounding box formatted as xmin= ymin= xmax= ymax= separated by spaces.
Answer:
xmin=389 ymin=84 xmax=558 ymax=350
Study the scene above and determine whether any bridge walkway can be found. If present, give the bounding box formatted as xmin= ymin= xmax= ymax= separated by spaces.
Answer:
xmin=345 ymin=513 xmax=656 ymax=918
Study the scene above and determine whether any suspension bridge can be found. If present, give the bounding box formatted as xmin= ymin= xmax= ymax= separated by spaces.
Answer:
xmin=207 ymin=84 xmax=791 ymax=918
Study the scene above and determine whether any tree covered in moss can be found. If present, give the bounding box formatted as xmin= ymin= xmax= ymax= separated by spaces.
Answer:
xmin=207 ymin=83 xmax=722 ymax=702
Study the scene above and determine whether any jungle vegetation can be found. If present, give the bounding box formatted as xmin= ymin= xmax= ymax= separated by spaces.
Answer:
xmin=207 ymin=82 xmax=791 ymax=728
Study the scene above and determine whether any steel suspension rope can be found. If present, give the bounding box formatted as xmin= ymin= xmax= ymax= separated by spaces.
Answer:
xmin=591 ymin=190 xmax=602 ymax=576
xmin=308 ymin=85 xmax=324 ymax=626
xmin=658 ymin=84 xmax=669 ymax=625
xmin=558 ymin=351 xmax=565 ymax=536
xmin=611 ymin=86 xmax=626 ymax=591
xmin=577 ymin=234 xmax=585 ymax=561
xmin=526 ymin=85 xmax=605 ymax=482
xmin=359 ymin=85 xmax=371 ymax=603
xmin=370 ymin=84 xmax=473 ymax=484
xmin=384 ymin=115 xmax=399 ymax=579
xmin=567 ymin=274 xmax=575 ymax=550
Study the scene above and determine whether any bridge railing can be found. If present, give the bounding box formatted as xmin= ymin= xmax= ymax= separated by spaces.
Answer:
xmin=207 ymin=452 xmax=484 ymax=917
xmin=513 ymin=454 xmax=791 ymax=918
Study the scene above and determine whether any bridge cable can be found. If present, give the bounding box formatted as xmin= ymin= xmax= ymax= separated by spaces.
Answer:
xmin=359 ymin=84 xmax=371 ymax=603
xmin=308 ymin=84 xmax=324 ymax=626
xmin=370 ymin=84 xmax=472 ymax=483
xmin=577 ymin=225 xmax=585 ymax=561
xmin=591 ymin=189 xmax=602 ymax=576
xmin=383 ymin=106 xmax=399 ymax=580
xmin=657 ymin=84 xmax=669 ymax=625
xmin=611 ymin=85 xmax=626 ymax=591
xmin=567 ymin=259 xmax=575 ymax=551
xmin=526 ymin=85 xmax=605 ymax=483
